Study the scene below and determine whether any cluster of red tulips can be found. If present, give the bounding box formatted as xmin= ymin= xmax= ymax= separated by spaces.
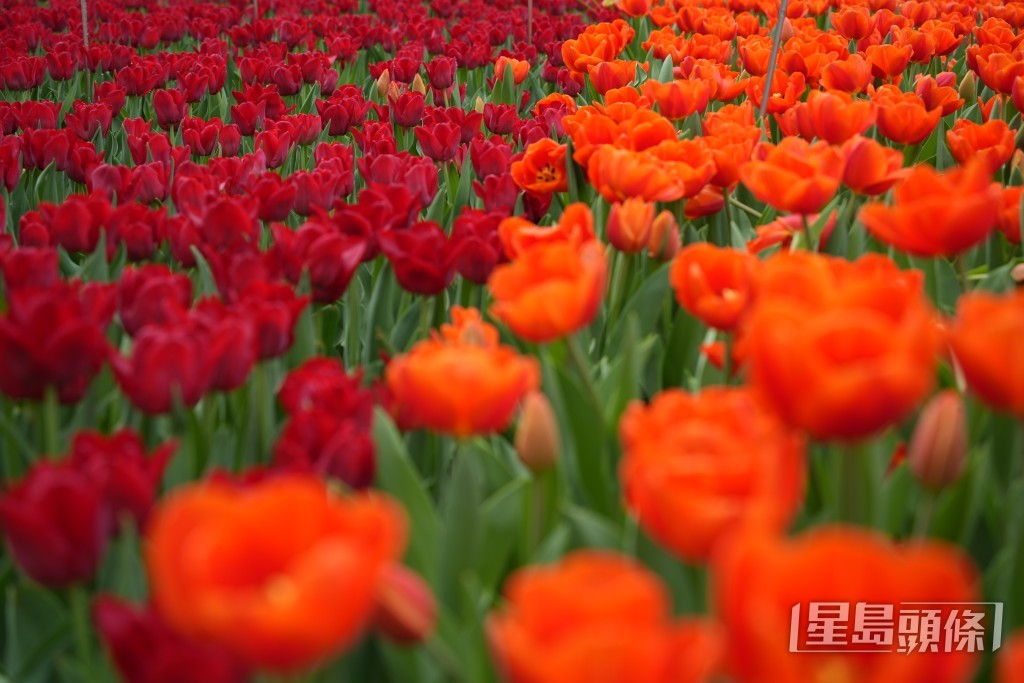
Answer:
xmin=1 ymin=0 xmax=1024 ymax=680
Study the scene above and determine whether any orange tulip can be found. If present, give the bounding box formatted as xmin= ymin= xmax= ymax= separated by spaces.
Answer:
xmin=947 ymin=290 xmax=1024 ymax=419
xmin=945 ymin=118 xmax=1017 ymax=172
xmin=841 ymin=135 xmax=909 ymax=195
xmin=789 ymin=90 xmax=876 ymax=144
xmin=746 ymin=211 xmax=837 ymax=254
xmin=494 ymin=56 xmax=530 ymax=85
xmin=704 ymin=126 xmax=758 ymax=188
xmin=560 ymin=20 xmax=635 ymax=74
xmin=640 ymin=78 xmax=712 ymax=119
xmin=146 ymin=476 xmax=407 ymax=673
xmin=385 ymin=307 xmax=540 ymax=437
xmin=738 ymin=137 xmax=845 ymax=215
xmin=997 ymin=632 xmax=1024 ymax=683
xmin=714 ymin=527 xmax=981 ymax=683
xmin=685 ymin=185 xmax=726 ymax=219
xmin=669 ymin=243 xmax=759 ymax=331
xmin=743 ymin=252 xmax=942 ymax=441
xmin=830 ymin=6 xmax=873 ymax=40
xmin=587 ymin=145 xmax=713 ymax=203
xmin=914 ymin=74 xmax=965 ymax=116
xmin=488 ymin=240 xmax=608 ymax=343
xmin=617 ymin=0 xmax=651 ymax=18
xmin=858 ymin=159 xmax=1000 ymax=257
xmin=607 ymin=197 xmax=656 ymax=253
xmin=738 ymin=35 xmax=773 ymax=76
xmin=746 ymin=70 xmax=807 ymax=115
xmin=865 ymin=43 xmax=914 ymax=81
xmin=873 ymin=85 xmax=942 ymax=146
xmin=971 ymin=44 xmax=1024 ymax=95
xmin=821 ymin=54 xmax=872 ymax=94
xmin=487 ymin=551 xmax=722 ymax=683
xmin=620 ymin=387 xmax=805 ymax=564
xmin=510 ymin=138 xmax=568 ymax=197
xmin=587 ymin=60 xmax=643 ymax=95
xmin=996 ymin=185 xmax=1022 ymax=244
xmin=498 ymin=202 xmax=596 ymax=259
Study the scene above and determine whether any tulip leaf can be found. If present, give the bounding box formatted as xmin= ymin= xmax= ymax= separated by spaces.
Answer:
xmin=606 ymin=262 xmax=669 ymax=353
xmin=372 ymin=409 xmax=440 ymax=581
xmin=478 ymin=478 xmax=527 ymax=590
xmin=564 ymin=504 xmax=620 ymax=550
xmin=437 ymin=444 xmax=483 ymax=613
xmin=3 ymin=584 xmax=68 ymax=683
xmin=661 ymin=308 xmax=704 ymax=389
xmin=188 ymin=246 xmax=220 ymax=298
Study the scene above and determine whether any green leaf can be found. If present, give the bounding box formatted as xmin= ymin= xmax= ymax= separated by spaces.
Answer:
xmin=564 ymin=505 xmax=621 ymax=550
xmin=478 ymin=479 xmax=528 ymax=590
xmin=372 ymin=409 xmax=440 ymax=581
xmin=437 ymin=447 xmax=484 ymax=613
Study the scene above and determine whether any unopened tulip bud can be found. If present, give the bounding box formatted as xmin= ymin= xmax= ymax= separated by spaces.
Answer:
xmin=474 ymin=96 xmax=486 ymax=114
xmin=374 ymin=564 xmax=437 ymax=645
xmin=376 ymin=70 xmax=392 ymax=99
xmin=958 ymin=71 xmax=977 ymax=104
xmin=1012 ymin=262 xmax=1024 ymax=284
xmin=607 ymin=198 xmax=655 ymax=253
xmin=908 ymin=390 xmax=968 ymax=491
xmin=646 ymin=210 xmax=681 ymax=261
xmin=1012 ymin=148 xmax=1024 ymax=178
xmin=410 ymin=74 xmax=427 ymax=95
xmin=515 ymin=391 xmax=560 ymax=473
xmin=779 ymin=17 xmax=795 ymax=42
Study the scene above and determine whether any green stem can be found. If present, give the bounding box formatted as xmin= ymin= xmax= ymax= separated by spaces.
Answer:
xmin=69 ymin=585 xmax=95 ymax=683
xmin=423 ymin=637 xmax=470 ymax=683
xmin=565 ymin=334 xmax=603 ymax=418
xmin=913 ymin=491 xmax=936 ymax=538
xmin=838 ymin=441 xmax=868 ymax=525
xmin=42 ymin=386 xmax=60 ymax=457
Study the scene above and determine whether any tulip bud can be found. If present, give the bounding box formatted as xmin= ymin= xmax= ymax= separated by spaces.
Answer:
xmin=376 ymin=70 xmax=392 ymax=99
xmin=410 ymin=74 xmax=427 ymax=95
xmin=779 ymin=17 xmax=795 ymax=42
xmin=1012 ymin=262 xmax=1024 ymax=285
xmin=958 ymin=71 xmax=976 ymax=104
xmin=474 ymin=96 xmax=486 ymax=114
xmin=908 ymin=390 xmax=968 ymax=491
xmin=515 ymin=391 xmax=560 ymax=473
xmin=646 ymin=210 xmax=681 ymax=261
xmin=374 ymin=564 xmax=438 ymax=645
xmin=607 ymin=198 xmax=655 ymax=253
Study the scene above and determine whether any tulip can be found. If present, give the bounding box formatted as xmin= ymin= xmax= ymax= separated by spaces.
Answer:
xmin=908 ymin=391 xmax=968 ymax=491
xmin=0 ymin=461 xmax=108 ymax=586
xmin=514 ymin=391 xmax=560 ymax=473
xmin=373 ymin=564 xmax=438 ymax=645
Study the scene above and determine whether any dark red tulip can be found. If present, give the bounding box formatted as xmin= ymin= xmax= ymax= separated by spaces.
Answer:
xmin=93 ymin=597 xmax=249 ymax=683
xmin=483 ymin=103 xmax=519 ymax=135
xmin=237 ymin=282 xmax=310 ymax=360
xmin=111 ymin=321 xmax=213 ymax=415
xmin=68 ymin=430 xmax=176 ymax=533
xmin=451 ymin=208 xmax=506 ymax=284
xmin=273 ymin=409 xmax=375 ymax=488
xmin=152 ymin=89 xmax=188 ymax=130
xmin=0 ymin=247 xmax=59 ymax=291
xmin=379 ymin=221 xmax=456 ymax=295
xmin=470 ymin=136 xmax=514 ymax=177
xmin=0 ymin=461 xmax=108 ymax=586
xmin=414 ymin=122 xmax=461 ymax=162
xmin=390 ymin=91 xmax=426 ymax=128
xmin=0 ymin=281 xmax=115 ymax=403
xmin=118 ymin=265 xmax=193 ymax=336
xmin=425 ymin=56 xmax=457 ymax=90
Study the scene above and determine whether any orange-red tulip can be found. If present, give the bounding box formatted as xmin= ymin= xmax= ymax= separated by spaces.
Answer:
xmin=997 ymin=632 xmax=1024 ymax=683
xmin=488 ymin=240 xmax=608 ymax=343
xmin=873 ymin=85 xmax=943 ymax=145
xmin=146 ymin=476 xmax=407 ymax=673
xmin=586 ymin=60 xmax=643 ymax=95
xmin=385 ymin=307 xmax=540 ymax=437
xmin=947 ymin=290 xmax=1024 ymax=419
xmin=821 ymin=54 xmax=872 ymax=94
xmin=792 ymin=90 xmax=876 ymax=144
xmin=510 ymin=138 xmax=569 ymax=196
xmin=739 ymin=137 xmax=845 ymax=215
xmin=714 ymin=527 xmax=981 ymax=683
xmin=669 ymin=243 xmax=759 ymax=331
xmin=640 ymin=79 xmax=712 ymax=120
xmin=841 ymin=134 xmax=909 ymax=195
xmin=945 ymin=118 xmax=1017 ymax=172
xmin=743 ymin=252 xmax=942 ymax=441
xmin=997 ymin=185 xmax=1023 ymax=244
xmin=858 ymin=159 xmax=1000 ymax=257
xmin=620 ymin=387 xmax=805 ymax=563
xmin=606 ymin=197 xmax=656 ymax=253
xmin=494 ymin=56 xmax=530 ymax=85
xmin=488 ymin=551 xmax=722 ymax=683
xmin=498 ymin=202 xmax=596 ymax=258
xmin=587 ymin=145 xmax=714 ymax=203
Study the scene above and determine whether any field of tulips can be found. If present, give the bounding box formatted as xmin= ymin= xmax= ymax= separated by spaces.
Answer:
xmin=2 ymin=0 xmax=1024 ymax=680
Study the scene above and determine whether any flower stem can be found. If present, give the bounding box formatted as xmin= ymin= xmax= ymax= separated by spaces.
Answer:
xmin=69 ymin=585 xmax=95 ymax=683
